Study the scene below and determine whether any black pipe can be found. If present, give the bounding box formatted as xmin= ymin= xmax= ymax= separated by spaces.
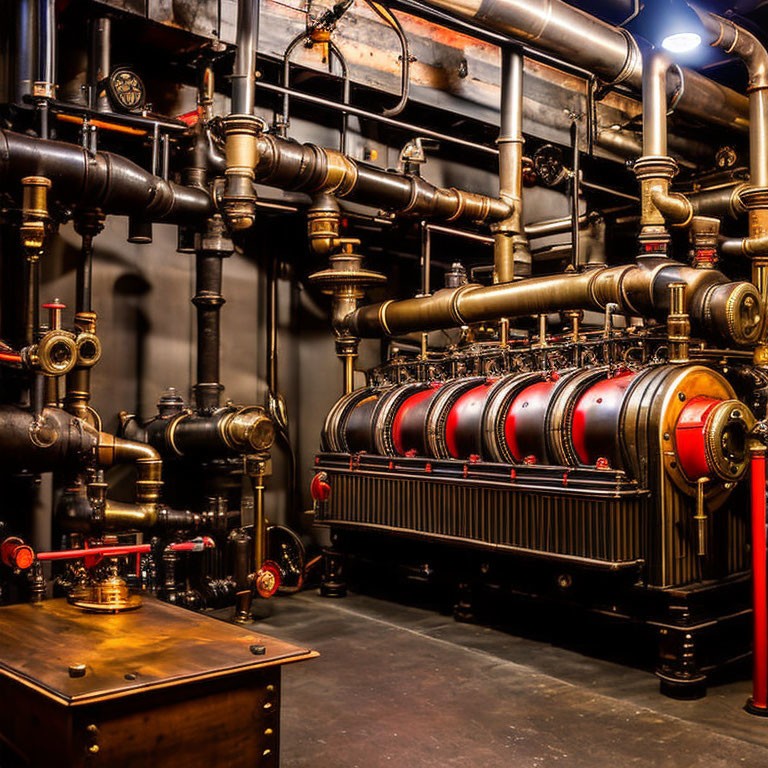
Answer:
xmin=0 ymin=131 xmax=213 ymax=224
xmin=0 ymin=405 xmax=98 ymax=471
xmin=193 ymin=250 xmax=225 ymax=411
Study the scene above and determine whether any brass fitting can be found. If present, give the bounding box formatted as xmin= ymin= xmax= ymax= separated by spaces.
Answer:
xmin=309 ymin=240 xmax=386 ymax=393
xmin=667 ymin=282 xmax=690 ymax=364
xmin=634 ymin=156 xmax=693 ymax=235
xmin=73 ymin=312 xmax=102 ymax=368
xmin=29 ymin=330 xmax=78 ymax=376
xmin=221 ymin=114 xmax=264 ymax=231
xmin=20 ymin=176 xmax=51 ymax=251
xmin=220 ymin=406 xmax=276 ymax=453
xmin=307 ymin=193 xmax=342 ymax=257
xmin=96 ymin=433 xmax=163 ymax=505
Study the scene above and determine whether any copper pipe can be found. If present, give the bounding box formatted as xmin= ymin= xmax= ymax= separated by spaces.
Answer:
xmin=346 ymin=259 xmax=762 ymax=347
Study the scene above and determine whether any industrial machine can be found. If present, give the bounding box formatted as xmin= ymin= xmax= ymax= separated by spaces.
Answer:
xmin=0 ymin=0 xmax=766 ymax=756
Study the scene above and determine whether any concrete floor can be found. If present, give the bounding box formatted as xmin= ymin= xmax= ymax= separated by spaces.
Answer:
xmin=250 ymin=590 xmax=768 ymax=767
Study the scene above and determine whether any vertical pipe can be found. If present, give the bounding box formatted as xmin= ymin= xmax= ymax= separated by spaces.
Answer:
xmin=750 ymin=89 xmax=768 ymax=190
xmin=252 ymin=467 xmax=266 ymax=572
xmin=193 ymin=250 xmax=225 ymax=411
xmin=89 ymin=16 xmax=111 ymax=112
xmin=266 ymin=253 xmax=278 ymax=396
xmin=570 ymin=119 xmax=581 ymax=269
xmin=642 ymin=51 xmax=668 ymax=158
xmin=15 ymin=0 xmax=37 ymax=103
xmin=748 ymin=444 xmax=768 ymax=715
xmin=232 ymin=0 xmax=259 ymax=115
xmin=495 ymin=47 xmax=524 ymax=284
xmin=37 ymin=0 xmax=56 ymax=93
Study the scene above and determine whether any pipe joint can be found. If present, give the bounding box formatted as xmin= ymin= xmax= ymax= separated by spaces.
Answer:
xmin=221 ymin=114 xmax=265 ymax=231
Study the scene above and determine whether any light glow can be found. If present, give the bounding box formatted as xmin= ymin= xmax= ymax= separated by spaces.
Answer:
xmin=662 ymin=31 xmax=701 ymax=53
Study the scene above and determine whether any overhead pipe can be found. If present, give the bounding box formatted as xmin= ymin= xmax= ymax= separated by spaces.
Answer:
xmin=418 ymin=0 xmax=749 ymax=133
xmin=0 ymin=131 xmax=212 ymax=224
xmin=345 ymin=259 xmax=762 ymax=348
xmin=693 ymin=11 xmax=768 ymax=366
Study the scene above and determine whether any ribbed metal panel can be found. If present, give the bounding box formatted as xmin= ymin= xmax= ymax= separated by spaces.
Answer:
xmin=320 ymin=472 xmax=647 ymax=563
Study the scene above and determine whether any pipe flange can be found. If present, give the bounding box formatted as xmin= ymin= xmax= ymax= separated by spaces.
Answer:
xmin=704 ymin=399 xmax=755 ymax=481
xmin=633 ymin=155 xmax=679 ymax=181
xmin=739 ymin=186 xmax=768 ymax=210
xmin=75 ymin=332 xmax=102 ymax=368
xmin=608 ymin=28 xmax=642 ymax=86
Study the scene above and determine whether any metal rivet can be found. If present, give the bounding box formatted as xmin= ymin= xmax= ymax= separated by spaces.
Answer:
xmin=678 ymin=392 xmax=686 ymax=401
xmin=264 ymin=728 xmax=274 ymax=736
xmin=124 ymin=672 xmax=137 ymax=681
xmin=87 ymin=744 xmax=99 ymax=755
xmin=266 ymin=684 xmax=275 ymax=692
xmin=663 ymin=433 xmax=670 ymax=441
xmin=250 ymin=644 xmax=266 ymax=656
xmin=68 ymin=664 xmax=86 ymax=678
xmin=263 ymin=702 xmax=273 ymax=710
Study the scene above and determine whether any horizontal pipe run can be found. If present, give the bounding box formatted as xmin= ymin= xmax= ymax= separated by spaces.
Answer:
xmin=254 ymin=134 xmax=511 ymax=224
xmin=0 ymin=131 xmax=213 ymax=224
xmin=345 ymin=259 xmax=762 ymax=347
xmin=420 ymin=0 xmax=748 ymax=133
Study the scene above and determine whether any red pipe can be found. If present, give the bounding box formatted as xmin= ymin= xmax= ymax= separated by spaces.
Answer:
xmin=37 ymin=537 xmax=215 ymax=562
xmin=748 ymin=445 xmax=768 ymax=716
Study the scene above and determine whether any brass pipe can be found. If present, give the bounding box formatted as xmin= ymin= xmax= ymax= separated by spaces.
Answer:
xmin=346 ymin=259 xmax=762 ymax=347
xmin=667 ymin=282 xmax=690 ymax=364
xmin=695 ymin=477 xmax=709 ymax=557
xmin=96 ymin=433 xmax=163 ymax=505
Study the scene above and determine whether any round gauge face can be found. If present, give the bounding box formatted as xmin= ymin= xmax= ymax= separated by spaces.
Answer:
xmin=108 ymin=68 xmax=146 ymax=112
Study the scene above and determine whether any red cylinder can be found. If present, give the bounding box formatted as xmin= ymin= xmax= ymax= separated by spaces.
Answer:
xmin=571 ymin=371 xmax=637 ymax=467
xmin=392 ymin=386 xmax=441 ymax=456
xmin=444 ymin=382 xmax=495 ymax=459
xmin=504 ymin=379 xmax=557 ymax=463
xmin=674 ymin=396 xmax=721 ymax=481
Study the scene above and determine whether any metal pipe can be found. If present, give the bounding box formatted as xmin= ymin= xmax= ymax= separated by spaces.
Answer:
xmin=232 ymin=0 xmax=259 ymax=115
xmin=419 ymin=0 xmax=749 ymax=133
xmin=495 ymin=47 xmax=526 ymax=282
xmin=570 ymin=119 xmax=580 ymax=269
xmin=690 ymin=184 xmax=747 ymax=220
xmin=15 ymin=0 xmax=37 ymax=103
xmin=257 ymin=79 xmax=499 ymax=157
xmin=89 ymin=16 xmax=111 ymax=112
xmin=254 ymin=133 xmax=510 ymax=224
xmin=37 ymin=0 xmax=56 ymax=93
xmin=346 ymin=259 xmax=762 ymax=347
xmin=0 ymin=131 xmax=212 ymax=223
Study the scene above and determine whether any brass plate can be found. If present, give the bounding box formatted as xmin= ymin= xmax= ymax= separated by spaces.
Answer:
xmin=0 ymin=597 xmax=316 ymax=706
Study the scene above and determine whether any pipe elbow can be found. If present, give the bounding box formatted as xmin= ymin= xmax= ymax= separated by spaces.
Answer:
xmin=695 ymin=10 xmax=768 ymax=90
xmin=651 ymin=189 xmax=693 ymax=226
